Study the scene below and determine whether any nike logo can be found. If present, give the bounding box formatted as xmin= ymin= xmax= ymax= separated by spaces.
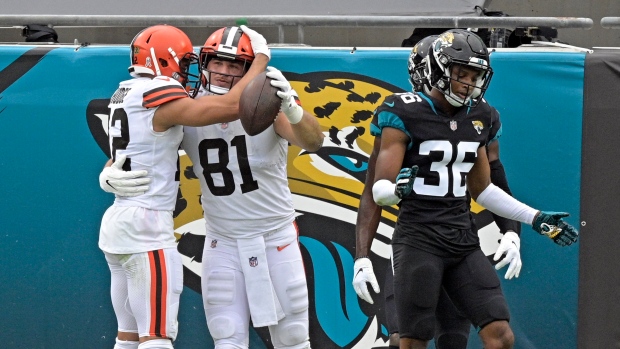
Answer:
xmin=277 ymin=243 xmax=291 ymax=251
xmin=105 ymin=180 xmax=116 ymax=190
xmin=384 ymin=101 xmax=395 ymax=107
xmin=355 ymin=269 xmax=363 ymax=278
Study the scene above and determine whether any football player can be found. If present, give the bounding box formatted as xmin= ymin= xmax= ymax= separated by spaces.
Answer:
xmin=97 ymin=24 xmax=270 ymax=349
xmin=353 ymin=33 xmax=522 ymax=349
xmin=369 ymin=29 xmax=578 ymax=349
xmin=185 ymin=26 xmax=322 ymax=349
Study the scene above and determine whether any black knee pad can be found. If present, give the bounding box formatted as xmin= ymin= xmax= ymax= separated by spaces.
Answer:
xmin=435 ymin=332 xmax=469 ymax=349
xmin=405 ymin=262 xmax=443 ymax=308
xmin=409 ymin=313 xmax=436 ymax=341
xmin=476 ymin=294 xmax=511 ymax=329
xmin=394 ymin=245 xmax=444 ymax=340
xmin=488 ymin=294 xmax=511 ymax=321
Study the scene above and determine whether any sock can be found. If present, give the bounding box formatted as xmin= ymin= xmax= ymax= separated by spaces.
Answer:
xmin=114 ymin=337 xmax=139 ymax=349
xmin=137 ymin=339 xmax=173 ymax=349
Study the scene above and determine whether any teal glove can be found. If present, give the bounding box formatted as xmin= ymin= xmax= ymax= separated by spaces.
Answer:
xmin=395 ymin=166 xmax=418 ymax=199
xmin=531 ymin=211 xmax=579 ymax=247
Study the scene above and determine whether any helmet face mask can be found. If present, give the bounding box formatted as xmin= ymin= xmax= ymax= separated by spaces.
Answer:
xmin=179 ymin=52 xmax=201 ymax=97
xmin=444 ymin=62 xmax=490 ymax=107
xmin=201 ymin=57 xmax=251 ymax=95
xmin=129 ymin=25 xmax=199 ymax=89
xmin=199 ymin=26 xmax=255 ymax=95
xmin=425 ymin=29 xmax=493 ymax=107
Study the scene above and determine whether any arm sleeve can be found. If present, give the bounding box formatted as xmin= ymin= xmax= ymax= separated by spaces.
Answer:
xmin=476 ymin=183 xmax=538 ymax=225
xmin=489 ymin=158 xmax=522 ymax=236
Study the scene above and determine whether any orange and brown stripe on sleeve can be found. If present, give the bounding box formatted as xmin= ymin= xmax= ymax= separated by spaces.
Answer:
xmin=143 ymin=85 xmax=188 ymax=109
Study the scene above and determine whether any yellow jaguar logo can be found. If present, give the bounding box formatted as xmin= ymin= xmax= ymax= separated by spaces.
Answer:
xmin=473 ymin=120 xmax=484 ymax=134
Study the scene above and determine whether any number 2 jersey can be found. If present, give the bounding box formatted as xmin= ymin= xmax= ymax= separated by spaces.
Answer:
xmin=107 ymin=76 xmax=187 ymax=211
xmin=374 ymin=91 xmax=501 ymax=256
xmin=100 ymin=76 xmax=188 ymax=254
xmin=181 ymin=89 xmax=295 ymax=239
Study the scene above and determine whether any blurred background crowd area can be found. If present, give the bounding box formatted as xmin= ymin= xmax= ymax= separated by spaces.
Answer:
xmin=0 ymin=0 xmax=618 ymax=49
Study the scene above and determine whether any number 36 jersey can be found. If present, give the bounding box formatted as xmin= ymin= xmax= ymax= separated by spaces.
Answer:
xmin=375 ymin=92 xmax=500 ymax=255
xmin=181 ymin=90 xmax=295 ymax=239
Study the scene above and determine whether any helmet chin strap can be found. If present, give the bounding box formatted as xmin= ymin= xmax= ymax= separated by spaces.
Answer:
xmin=422 ymin=84 xmax=433 ymax=95
xmin=470 ymin=79 xmax=484 ymax=98
xmin=208 ymin=85 xmax=230 ymax=95
xmin=203 ymin=70 xmax=230 ymax=95
xmin=446 ymin=85 xmax=472 ymax=107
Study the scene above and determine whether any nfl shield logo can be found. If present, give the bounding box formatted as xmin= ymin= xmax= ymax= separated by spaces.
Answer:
xmin=249 ymin=256 xmax=258 ymax=267
xmin=210 ymin=239 xmax=217 ymax=248
xmin=450 ymin=120 xmax=457 ymax=131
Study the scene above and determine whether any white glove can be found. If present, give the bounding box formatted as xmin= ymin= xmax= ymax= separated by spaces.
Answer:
xmin=240 ymin=25 xmax=270 ymax=59
xmin=493 ymin=231 xmax=522 ymax=280
xmin=266 ymin=66 xmax=303 ymax=124
xmin=99 ymin=154 xmax=150 ymax=197
xmin=352 ymin=257 xmax=380 ymax=304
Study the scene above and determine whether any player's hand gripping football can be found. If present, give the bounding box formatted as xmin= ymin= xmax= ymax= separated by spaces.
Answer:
xmin=353 ymin=257 xmax=380 ymax=304
xmin=531 ymin=211 xmax=579 ymax=246
xmin=493 ymin=231 xmax=522 ymax=279
xmin=395 ymin=166 xmax=418 ymax=199
xmin=266 ymin=66 xmax=304 ymax=124
xmin=99 ymin=154 xmax=150 ymax=197
xmin=240 ymin=25 xmax=270 ymax=59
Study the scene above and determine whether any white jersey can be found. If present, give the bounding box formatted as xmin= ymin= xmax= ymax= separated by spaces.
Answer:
xmin=182 ymin=90 xmax=295 ymax=239
xmin=99 ymin=76 xmax=188 ymax=254
xmin=108 ymin=76 xmax=186 ymax=211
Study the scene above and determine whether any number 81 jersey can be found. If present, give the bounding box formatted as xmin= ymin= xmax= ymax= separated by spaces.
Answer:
xmin=375 ymin=92 xmax=495 ymax=230
xmin=182 ymin=90 xmax=295 ymax=239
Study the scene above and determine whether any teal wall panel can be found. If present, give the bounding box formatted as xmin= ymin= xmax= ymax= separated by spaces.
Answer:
xmin=0 ymin=45 xmax=583 ymax=349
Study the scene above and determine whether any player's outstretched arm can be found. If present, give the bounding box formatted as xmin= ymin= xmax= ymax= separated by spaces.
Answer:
xmin=469 ymin=148 xmax=579 ymax=247
xmin=267 ymin=66 xmax=324 ymax=152
xmin=153 ymin=26 xmax=270 ymax=129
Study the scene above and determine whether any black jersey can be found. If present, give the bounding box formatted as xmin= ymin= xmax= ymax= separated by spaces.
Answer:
xmin=375 ymin=92 xmax=498 ymax=256
xmin=371 ymin=93 xmax=501 ymax=144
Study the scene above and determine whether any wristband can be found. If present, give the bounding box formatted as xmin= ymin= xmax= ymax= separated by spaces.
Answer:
xmin=372 ymin=179 xmax=401 ymax=206
xmin=286 ymin=104 xmax=303 ymax=124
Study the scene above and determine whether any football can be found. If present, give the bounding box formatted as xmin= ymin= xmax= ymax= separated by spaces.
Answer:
xmin=239 ymin=71 xmax=281 ymax=136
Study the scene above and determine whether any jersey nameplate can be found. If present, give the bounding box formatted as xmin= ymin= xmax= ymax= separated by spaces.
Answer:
xmin=110 ymin=87 xmax=131 ymax=105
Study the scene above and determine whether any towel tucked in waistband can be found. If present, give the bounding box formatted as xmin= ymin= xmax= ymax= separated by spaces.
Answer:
xmin=237 ymin=235 xmax=285 ymax=327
